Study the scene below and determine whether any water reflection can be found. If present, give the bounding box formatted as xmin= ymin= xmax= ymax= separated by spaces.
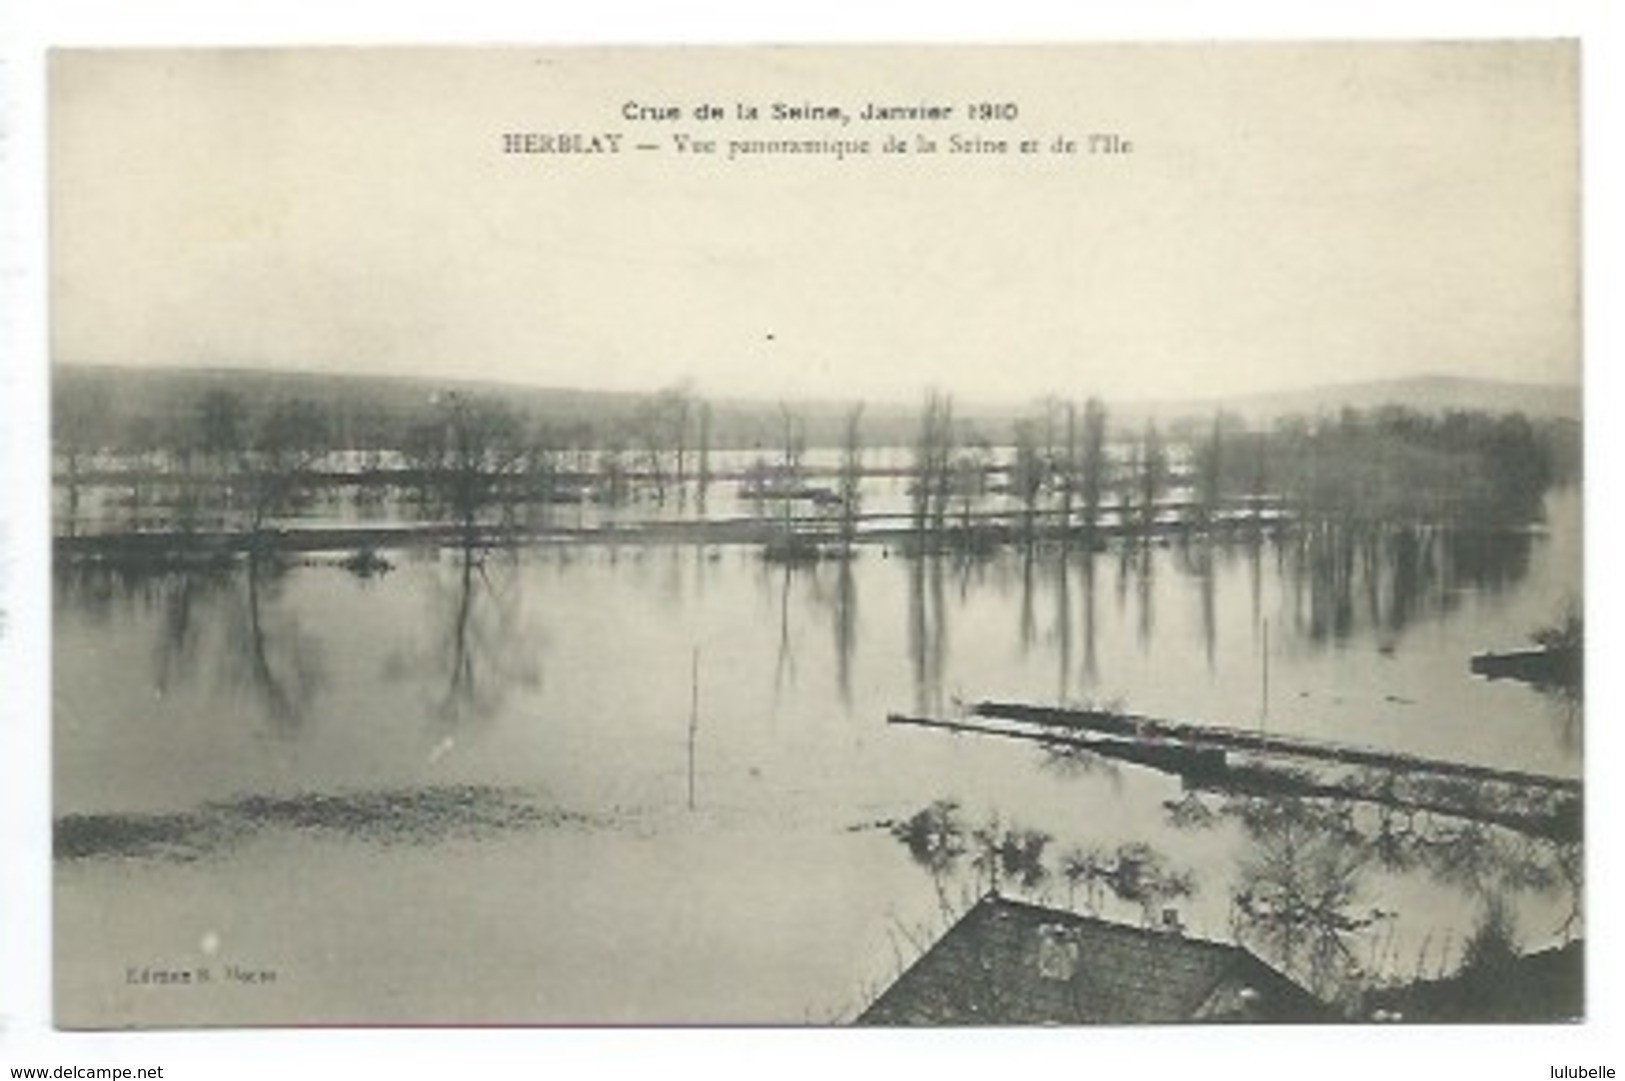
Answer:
xmin=1053 ymin=552 xmax=1072 ymax=700
xmin=907 ymin=557 xmax=949 ymax=716
xmin=831 ymin=560 xmax=859 ymax=706
xmin=387 ymin=543 xmax=543 ymax=742
xmin=1544 ymin=685 xmax=1583 ymax=757
xmin=60 ymin=504 xmax=1558 ymax=725
xmin=1188 ymin=785 xmax=1578 ymax=1007
xmin=885 ymin=800 xmax=1199 ymax=929
xmin=54 ymin=558 xmax=324 ymax=737
xmin=1134 ymin=542 xmax=1155 ymax=652
xmin=228 ymin=557 xmax=326 ymax=737
xmin=1064 ymin=841 xmax=1197 ymax=923
xmin=1282 ymin=524 xmax=1533 ymax=649
xmin=147 ymin=568 xmax=216 ymax=696
xmin=1502 ymin=611 xmax=1585 ymax=755
xmin=883 ymin=719 xmax=1582 ymax=1019
xmin=968 ymin=817 xmax=1051 ymax=895
xmin=1081 ymin=556 xmax=1099 ymax=688
xmin=885 ymin=797 xmax=1578 ymax=1018
xmin=875 ymin=519 xmax=1545 ymax=684
xmin=1180 ymin=539 xmax=1217 ymax=672
xmin=1012 ymin=550 xmax=1105 ymax=701
xmin=56 ymin=561 xmax=235 ymax=697
xmin=1226 ymin=798 xmax=1389 ymax=1006
xmin=775 ymin=563 xmax=797 ymax=696
xmin=57 ymin=489 xmax=1575 ymax=976
xmin=887 ymin=802 xmax=1073 ymax=919
xmin=1018 ymin=551 xmax=1036 ymax=655
xmin=56 ymin=559 xmax=227 ymax=631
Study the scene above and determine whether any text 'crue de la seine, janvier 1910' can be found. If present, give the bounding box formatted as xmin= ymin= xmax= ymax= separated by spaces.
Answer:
xmin=499 ymin=98 xmax=1133 ymax=162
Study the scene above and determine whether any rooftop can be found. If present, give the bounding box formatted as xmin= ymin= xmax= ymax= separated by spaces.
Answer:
xmin=858 ymin=894 xmax=1331 ymax=1025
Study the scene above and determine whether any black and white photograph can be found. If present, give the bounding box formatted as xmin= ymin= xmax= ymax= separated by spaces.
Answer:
xmin=37 ymin=39 xmax=1590 ymax=1036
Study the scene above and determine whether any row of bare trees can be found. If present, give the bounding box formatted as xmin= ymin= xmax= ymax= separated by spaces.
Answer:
xmin=1008 ymin=397 xmax=1116 ymax=544
xmin=59 ymin=371 xmax=1566 ymax=553
xmin=913 ymin=392 xmax=1184 ymax=551
xmin=154 ymin=384 xmax=717 ymax=543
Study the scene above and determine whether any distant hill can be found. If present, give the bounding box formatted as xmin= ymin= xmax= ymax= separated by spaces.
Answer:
xmin=50 ymin=364 xmax=926 ymax=450
xmin=1128 ymin=375 xmax=1582 ymax=429
xmin=52 ymin=364 xmax=1582 ymax=450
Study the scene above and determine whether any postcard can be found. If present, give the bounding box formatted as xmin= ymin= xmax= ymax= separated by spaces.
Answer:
xmin=48 ymin=42 xmax=1581 ymax=1027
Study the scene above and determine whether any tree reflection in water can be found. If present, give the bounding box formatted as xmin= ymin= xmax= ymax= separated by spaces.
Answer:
xmin=1521 ymin=608 xmax=1584 ymax=756
xmin=907 ymin=556 xmax=949 ymax=716
xmin=1280 ymin=523 xmax=1533 ymax=650
xmin=774 ymin=562 xmax=797 ymax=697
xmin=60 ymin=562 xmax=236 ymax=699
xmin=1052 ymin=550 xmax=1073 ymax=701
xmin=831 ymin=559 xmax=859 ymax=707
xmin=1542 ymin=680 xmax=1583 ymax=757
xmin=1081 ymin=554 xmax=1099 ymax=689
xmin=224 ymin=555 xmax=327 ymax=737
xmin=888 ymin=799 xmax=971 ymax=919
xmin=969 ymin=816 xmax=1052 ymax=895
xmin=1135 ymin=541 xmax=1155 ymax=652
xmin=885 ymin=799 xmax=1197 ymax=930
xmin=1177 ymin=537 xmax=1218 ymax=673
xmin=55 ymin=558 xmax=325 ymax=738
xmin=1165 ymin=786 xmax=1582 ymax=1009
xmin=892 ymin=507 xmax=1549 ymax=736
xmin=387 ymin=542 xmax=542 ymax=745
xmin=776 ymin=553 xmax=866 ymax=709
xmin=1226 ymin=798 xmax=1387 ymax=1006
xmin=1013 ymin=548 xmax=1102 ymax=703
xmin=883 ymin=761 xmax=1580 ymax=1018
xmin=1018 ymin=549 xmax=1037 ymax=656
xmin=152 ymin=564 xmax=233 ymax=698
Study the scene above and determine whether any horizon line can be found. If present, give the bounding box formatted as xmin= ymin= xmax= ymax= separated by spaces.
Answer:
xmin=52 ymin=359 xmax=1583 ymax=411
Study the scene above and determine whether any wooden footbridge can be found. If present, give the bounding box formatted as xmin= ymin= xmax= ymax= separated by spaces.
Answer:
xmin=886 ymin=700 xmax=1581 ymax=842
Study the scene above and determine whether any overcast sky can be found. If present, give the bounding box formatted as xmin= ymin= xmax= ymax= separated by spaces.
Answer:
xmin=49 ymin=43 xmax=1578 ymax=406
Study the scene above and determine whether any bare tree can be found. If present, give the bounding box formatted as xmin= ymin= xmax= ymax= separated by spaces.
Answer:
xmin=1059 ymin=402 xmax=1078 ymax=537
xmin=837 ymin=403 xmax=865 ymax=555
xmin=951 ymin=430 xmax=992 ymax=537
xmin=777 ymin=402 xmax=806 ymax=484
xmin=1138 ymin=420 xmax=1167 ymax=535
xmin=1079 ymin=398 xmax=1109 ymax=543
xmin=912 ymin=390 xmax=956 ymax=549
xmin=696 ymin=399 xmax=714 ymax=508
xmin=1194 ymin=412 xmax=1226 ymax=529
xmin=229 ymin=397 xmax=330 ymax=542
xmin=1010 ymin=418 xmax=1045 ymax=549
xmin=631 ymin=382 xmax=700 ymax=504
xmin=403 ymin=392 xmax=526 ymax=544
xmin=665 ymin=382 xmax=695 ymax=492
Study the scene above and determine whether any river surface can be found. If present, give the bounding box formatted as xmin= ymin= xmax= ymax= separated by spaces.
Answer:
xmin=53 ymin=489 xmax=1582 ymax=1025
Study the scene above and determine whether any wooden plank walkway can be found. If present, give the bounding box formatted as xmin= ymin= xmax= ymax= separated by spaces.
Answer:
xmin=885 ymin=708 xmax=1581 ymax=842
xmin=968 ymin=700 xmax=1581 ymax=794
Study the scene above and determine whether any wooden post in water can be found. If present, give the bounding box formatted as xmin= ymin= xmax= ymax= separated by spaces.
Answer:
xmin=688 ymin=645 xmax=700 ymax=811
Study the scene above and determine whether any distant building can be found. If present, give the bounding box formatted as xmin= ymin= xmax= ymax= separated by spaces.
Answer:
xmin=858 ymin=894 xmax=1330 ymax=1025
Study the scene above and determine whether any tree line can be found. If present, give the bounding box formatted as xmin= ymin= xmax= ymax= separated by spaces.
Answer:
xmin=54 ymin=372 xmax=1578 ymax=545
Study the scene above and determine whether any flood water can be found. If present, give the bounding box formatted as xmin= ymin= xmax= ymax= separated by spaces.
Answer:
xmin=53 ymin=488 xmax=1582 ymax=1025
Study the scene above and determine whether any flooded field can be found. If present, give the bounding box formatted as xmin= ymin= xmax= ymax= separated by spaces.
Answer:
xmin=43 ymin=42 xmax=1585 ymax=1037
xmin=53 ymin=486 xmax=1581 ymax=1025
